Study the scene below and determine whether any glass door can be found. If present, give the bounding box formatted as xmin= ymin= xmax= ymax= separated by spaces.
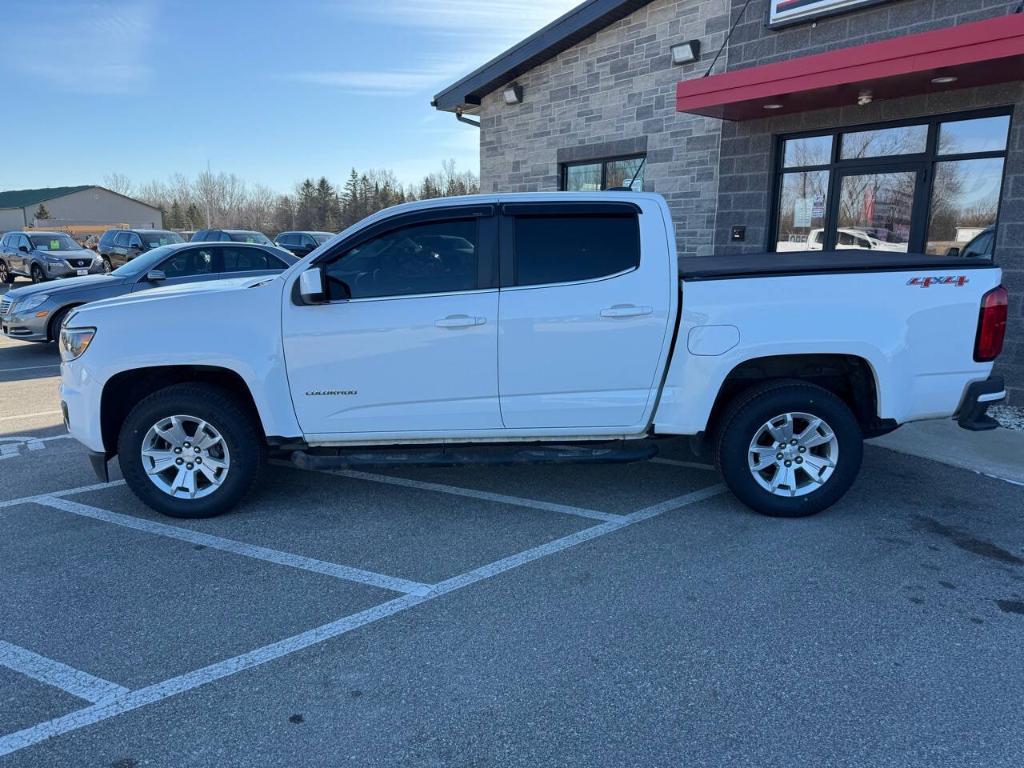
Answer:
xmin=827 ymin=166 xmax=928 ymax=253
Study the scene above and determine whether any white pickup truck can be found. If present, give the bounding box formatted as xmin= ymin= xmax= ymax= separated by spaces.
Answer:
xmin=58 ymin=193 xmax=1009 ymax=520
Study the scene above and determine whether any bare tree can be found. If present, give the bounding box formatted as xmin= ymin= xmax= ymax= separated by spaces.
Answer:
xmin=103 ymin=172 xmax=134 ymax=197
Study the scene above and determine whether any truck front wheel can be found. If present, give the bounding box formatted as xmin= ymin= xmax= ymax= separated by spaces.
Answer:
xmin=118 ymin=383 xmax=265 ymax=518
xmin=716 ymin=381 xmax=863 ymax=518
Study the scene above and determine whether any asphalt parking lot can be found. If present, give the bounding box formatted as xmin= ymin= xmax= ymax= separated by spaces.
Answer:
xmin=1 ymin=310 xmax=1023 ymax=767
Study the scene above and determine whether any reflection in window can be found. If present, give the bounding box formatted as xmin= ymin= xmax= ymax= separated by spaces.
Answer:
xmin=775 ymin=171 xmax=830 ymax=251
xmin=840 ymin=125 xmax=928 ymax=159
xmin=783 ymin=135 xmax=833 ymax=168
xmin=564 ymin=163 xmax=602 ymax=191
xmin=837 ymin=172 xmax=915 ymax=252
xmin=325 ymin=219 xmax=478 ymax=300
xmin=938 ymin=115 xmax=1011 ymax=156
xmin=926 ymin=158 xmax=1005 ymax=257
xmin=562 ymin=155 xmax=646 ymax=191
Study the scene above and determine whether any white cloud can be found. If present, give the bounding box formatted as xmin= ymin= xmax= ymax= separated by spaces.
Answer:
xmin=2 ymin=1 xmax=157 ymax=94
xmin=291 ymin=0 xmax=581 ymax=97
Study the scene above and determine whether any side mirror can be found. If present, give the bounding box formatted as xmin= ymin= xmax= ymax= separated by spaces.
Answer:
xmin=146 ymin=269 xmax=166 ymax=282
xmin=298 ymin=267 xmax=326 ymax=304
xmin=946 ymin=246 xmax=961 ymax=258
xmin=18 ymin=245 xmax=29 ymax=253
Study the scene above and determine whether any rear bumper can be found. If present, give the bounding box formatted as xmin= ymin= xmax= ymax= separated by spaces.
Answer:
xmin=956 ymin=376 xmax=1006 ymax=432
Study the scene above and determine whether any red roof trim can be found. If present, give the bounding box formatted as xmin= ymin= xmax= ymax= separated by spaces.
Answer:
xmin=677 ymin=14 xmax=1024 ymax=120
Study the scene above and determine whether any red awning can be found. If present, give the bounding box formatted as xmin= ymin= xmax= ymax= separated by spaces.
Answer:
xmin=676 ymin=14 xmax=1024 ymax=120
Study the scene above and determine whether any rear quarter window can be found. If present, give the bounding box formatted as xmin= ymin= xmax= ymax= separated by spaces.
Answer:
xmin=512 ymin=214 xmax=640 ymax=287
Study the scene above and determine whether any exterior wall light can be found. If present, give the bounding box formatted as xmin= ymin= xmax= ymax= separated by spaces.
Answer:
xmin=931 ymin=75 xmax=958 ymax=84
xmin=503 ymin=84 xmax=524 ymax=105
xmin=763 ymin=103 xmax=783 ymax=110
xmin=670 ymin=40 xmax=701 ymax=65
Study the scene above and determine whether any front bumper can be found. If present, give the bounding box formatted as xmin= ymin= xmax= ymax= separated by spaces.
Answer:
xmin=1 ymin=310 xmax=51 ymax=342
xmin=956 ymin=376 xmax=1006 ymax=431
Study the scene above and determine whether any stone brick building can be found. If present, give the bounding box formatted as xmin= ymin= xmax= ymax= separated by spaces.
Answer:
xmin=433 ymin=0 xmax=1024 ymax=404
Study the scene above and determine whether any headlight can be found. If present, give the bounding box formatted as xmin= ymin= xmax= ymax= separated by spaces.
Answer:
xmin=17 ymin=294 xmax=49 ymax=312
xmin=60 ymin=327 xmax=96 ymax=362
xmin=44 ymin=255 xmax=62 ymax=263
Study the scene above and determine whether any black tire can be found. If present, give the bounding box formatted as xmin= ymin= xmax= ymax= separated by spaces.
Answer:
xmin=0 ymin=260 xmax=12 ymax=284
xmin=715 ymin=380 xmax=863 ymax=518
xmin=47 ymin=306 xmax=73 ymax=342
xmin=101 ymin=256 xmax=112 ymax=274
xmin=30 ymin=264 xmax=45 ymax=283
xmin=118 ymin=383 xmax=266 ymax=519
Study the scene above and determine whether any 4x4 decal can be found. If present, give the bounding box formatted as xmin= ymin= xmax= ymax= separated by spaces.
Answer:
xmin=907 ymin=276 xmax=970 ymax=288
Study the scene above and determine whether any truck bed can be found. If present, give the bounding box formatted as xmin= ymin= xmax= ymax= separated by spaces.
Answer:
xmin=680 ymin=250 xmax=995 ymax=281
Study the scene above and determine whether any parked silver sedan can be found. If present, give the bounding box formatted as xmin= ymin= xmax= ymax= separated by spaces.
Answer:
xmin=0 ymin=241 xmax=297 ymax=342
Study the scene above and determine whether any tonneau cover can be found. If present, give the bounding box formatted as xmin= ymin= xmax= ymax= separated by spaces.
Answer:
xmin=680 ymin=250 xmax=995 ymax=280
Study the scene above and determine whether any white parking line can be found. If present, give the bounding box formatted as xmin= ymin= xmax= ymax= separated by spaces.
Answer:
xmin=34 ymin=496 xmax=432 ymax=597
xmin=0 ymin=483 xmax=726 ymax=757
xmin=0 ymin=364 xmax=61 ymax=373
xmin=0 ymin=434 xmax=72 ymax=459
xmin=0 ymin=410 xmax=62 ymax=422
xmin=331 ymin=468 xmax=622 ymax=522
xmin=0 ymin=479 xmax=126 ymax=510
xmin=0 ymin=640 xmax=129 ymax=704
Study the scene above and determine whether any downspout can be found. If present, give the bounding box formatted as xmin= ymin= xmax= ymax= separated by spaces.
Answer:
xmin=455 ymin=108 xmax=480 ymax=128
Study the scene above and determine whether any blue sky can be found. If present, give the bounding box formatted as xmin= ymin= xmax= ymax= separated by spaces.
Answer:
xmin=0 ymin=0 xmax=579 ymax=193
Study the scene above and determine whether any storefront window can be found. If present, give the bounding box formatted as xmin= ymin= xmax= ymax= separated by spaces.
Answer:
xmin=840 ymin=125 xmax=928 ymax=159
xmin=772 ymin=109 xmax=1011 ymax=258
xmin=775 ymin=171 xmax=830 ymax=251
xmin=783 ymin=135 xmax=833 ymax=168
xmin=938 ymin=115 xmax=1011 ymax=155
xmin=562 ymin=155 xmax=646 ymax=192
xmin=926 ymin=157 xmax=1006 ymax=255
xmin=837 ymin=172 xmax=915 ymax=252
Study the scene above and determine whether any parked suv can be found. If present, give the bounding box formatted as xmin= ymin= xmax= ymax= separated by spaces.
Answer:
xmin=0 ymin=231 xmax=103 ymax=283
xmin=191 ymin=229 xmax=273 ymax=245
xmin=1 ymin=242 xmax=296 ymax=343
xmin=98 ymin=229 xmax=184 ymax=272
xmin=274 ymin=231 xmax=334 ymax=258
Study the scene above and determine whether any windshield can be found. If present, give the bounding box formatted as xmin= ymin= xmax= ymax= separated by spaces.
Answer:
xmin=228 ymin=232 xmax=272 ymax=245
xmin=30 ymin=234 xmax=79 ymax=251
xmin=142 ymin=231 xmax=184 ymax=249
xmin=111 ymin=244 xmax=179 ymax=277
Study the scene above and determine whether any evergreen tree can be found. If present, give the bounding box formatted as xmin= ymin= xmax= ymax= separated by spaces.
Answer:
xmin=272 ymin=195 xmax=295 ymax=235
xmin=185 ymin=202 xmax=205 ymax=229
xmin=295 ymin=179 xmax=318 ymax=230
xmin=168 ymin=200 xmax=185 ymax=229
xmin=34 ymin=203 xmax=51 ymax=222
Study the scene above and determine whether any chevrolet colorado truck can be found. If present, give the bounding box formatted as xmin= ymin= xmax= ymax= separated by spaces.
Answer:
xmin=58 ymin=193 xmax=1009 ymax=520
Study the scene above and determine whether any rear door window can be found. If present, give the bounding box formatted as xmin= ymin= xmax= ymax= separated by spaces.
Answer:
xmin=511 ymin=214 xmax=640 ymax=287
xmin=221 ymin=247 xmax=284 ymax=272
xmin=158 ymin=247 xmax=217 ymax=278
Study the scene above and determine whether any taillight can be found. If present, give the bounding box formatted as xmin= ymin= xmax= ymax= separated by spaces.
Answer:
xmin=975 ymin=286 xmax=1008 ymax=362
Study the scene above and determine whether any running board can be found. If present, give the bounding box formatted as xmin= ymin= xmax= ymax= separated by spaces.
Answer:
xmin=291 ymin=441 xmax=659 ymax=471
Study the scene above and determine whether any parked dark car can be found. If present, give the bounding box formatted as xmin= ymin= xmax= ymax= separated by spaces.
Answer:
xmin=98 ymin=229 xmax=184 ymax=272
xmin=274 ymin=231 xmax=335 ymax=258
xmin=0 ymin=231 xmax=104 ymax=283
xmin=191 ymin=229 xmax=274 ymax=245
xmin=1 ymin=242 xmax=297 ymax=343
xmin=948 ymin=226 xmax=996 ymax=259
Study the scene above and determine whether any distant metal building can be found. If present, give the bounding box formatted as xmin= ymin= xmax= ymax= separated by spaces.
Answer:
xmin=0 ymin=186 xmax=162 ymax=231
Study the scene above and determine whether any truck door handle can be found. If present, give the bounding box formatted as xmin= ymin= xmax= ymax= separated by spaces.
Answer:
xmin=435 ymin=314 xmax=485 ymax=329
xmin=600 ymin=304 xmax=653 ymax=318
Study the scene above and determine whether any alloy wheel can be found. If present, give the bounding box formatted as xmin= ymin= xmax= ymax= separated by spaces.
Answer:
xmin=747 ymin=412 xmax=839 ymax=498
xmin=141 ymin=414 xmax=231 ymax=499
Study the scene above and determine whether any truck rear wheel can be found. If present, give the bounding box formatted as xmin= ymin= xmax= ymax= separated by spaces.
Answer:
xmin=715 ymin=381 xmax=862 ymax=518
xmin=118 ymin=383 xmax=265 ymax=518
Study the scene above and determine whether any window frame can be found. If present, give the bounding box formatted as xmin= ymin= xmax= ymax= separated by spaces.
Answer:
xmin=498 ymin=201 xmax=643 ymax=290
xmin=309 ymin=205 xmax=498 ymax=304
xmin=560 ymin=153 xmax=647 ymax=192
xmin=769 ymin=106 xmax=1012 ymax=255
